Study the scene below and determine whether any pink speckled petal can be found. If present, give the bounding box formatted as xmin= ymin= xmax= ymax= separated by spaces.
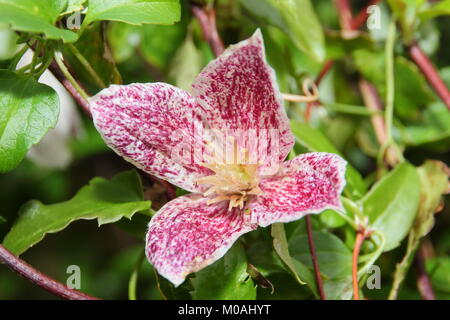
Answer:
xmin=192 ymin=30 xmax=294 ymax=171
xmin=90 ymin=83 xmax=213 ymax=192
xmin=146 ymin=194 xmax=256 ymax=286
xmin=250 ymin=152 xmax=347 ymax=227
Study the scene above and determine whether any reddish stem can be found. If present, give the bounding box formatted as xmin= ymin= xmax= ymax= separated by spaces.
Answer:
xmin=48 ymin=61 xmax=91 ymax=116
xmin=0 ymin=244 xmax=99 ymax=300
xmin=409 ymin=43 xmax=450 ymax=110
xmin=191 ymin=6 xmax=224 ymax=57
xmin=207 ymin=9 xmax=225 ymax=57
xmin=315 ymin=60 xmax=335 ymax=86
xmin=352 ymin=231 xmax=366 ymax=300
xmin=416 ymin=244 xmax=436 ymax=300
xmin=305 ymin=60 xmax=334 ymax=121
xmin=350 ymin=0 xmax=382 ymax=30
xmin=335 ymin=0 xmax=353 ymax=31
xmin=305 ymin=215 xmax=326 ymax=300
xmin=359 ymin=79 xmax=387 ymax=145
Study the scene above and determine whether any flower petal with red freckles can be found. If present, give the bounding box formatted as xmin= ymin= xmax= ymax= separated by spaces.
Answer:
xmin=90 ymin=83 xmax=213 ymax=192
xmin=146 ymin=195 xmax=256 ymax=286
xmin=250 ymin=152 xmax=347 ymax=227
xmin=192 ymin=30 xmax=294 ymax=170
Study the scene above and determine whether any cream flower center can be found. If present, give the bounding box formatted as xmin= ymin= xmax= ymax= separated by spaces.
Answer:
xmin=196 ymin=139 xmax=262 ymax=210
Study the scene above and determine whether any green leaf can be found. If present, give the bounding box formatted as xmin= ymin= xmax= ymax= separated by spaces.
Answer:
xmin=399 ymin=101 xmax=450 ymax=147
xmin=84 ymin=0 xmax=181 ymax=26
xmin=107 ymin=22 xmax=142 ymax=63
xmin=388 ymin=160 xmax=449 ymax=299
xmin=190 ymin=242 xmax=256 ymax=300
xmin=325 ymin=31 xmax=375 ymax=61
xmin=419 ymin=0 xmax=450 ymax=21
xmin=427 ymin=257 xmax=450 ymax=294
xmin=64 ymin=22 xmax=122 ymax=87
xmin=387 ymin=0 xmax=426 ymax=42
xmin=353 ymin=49 xmax=434 ymax=120
xmin=415 ymin=160 xmax=449 ymax=238
xmin=2 ymin=170 xmax=151 ymax=255
xmin=139 ymin=22 xmax=186 ymax=70
xmin=0 ymin=25 xmax=19 ymax=60
xmin=353 ymin=49 xmax=385 ymax=88
xmin=240 ymin=0 xmax=325 ymax=62
xmin=169 ymin=34 xmax=203 ymax=92
xmin=246 ymin=264 xmax=274 ymax=292
xmin=323 ymin=102 xmax=376 ymax=117
xmin=257 ymin=272 xmax=313 ymax=300
xmin=362 ymin=163 xmax=420 ymax=252
xmin=0 ymin=70 xmax=60 ymax=173
xmin=61 ymin=0 xmax=87 ymax=15
xmin=393 ymin=57 xmax=434 ymax=120
xmin=290 ymin=121 xmax=367 ymax=199
xmin=155 ymin=273 xmax=193 ymax=300
xmin=289 ymin=231 xmax=353 ymax=300
xmin=271 ymin=223 xmax=309 ymax=285
xmin=246 ymin=238 xmax=286 ymax=275
xmin=319 ymin=209 xmax=346 ymax=229
xmin=0 ymin=0 xmax=77 ymax=42
xmin=0 ymin=216 xmax=6 ymax=224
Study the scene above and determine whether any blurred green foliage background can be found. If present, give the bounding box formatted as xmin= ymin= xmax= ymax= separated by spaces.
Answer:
xmin=0 ymin=0 xmax=449 ymax=299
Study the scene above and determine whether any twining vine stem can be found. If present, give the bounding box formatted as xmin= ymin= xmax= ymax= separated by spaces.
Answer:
xmin=67 ymin=43 xmax=107 ymax=89
xmin=0 ymin=244 xmax=99 ymax=300
xmin=409 ymin=43 xmax=450 ymax=110
xmin=415 ymin=243 xmax=436 ymax=300
xmin=305 ymin=216 xmax=326 ymax=300
xmin=191 ymin=5 xmax=224 ymax=57
xmin=352 ymin=230 xmax=366 ymax=300
xmin=48 ymin=59 xmax=91 ymax=115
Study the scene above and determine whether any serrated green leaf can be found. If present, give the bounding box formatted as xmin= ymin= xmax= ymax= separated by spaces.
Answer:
xmin=2 ymin=170 xmax=151 ymax=255
xmin=289 ymin=231 xmax=353 ymax=300
xmin=0 ymin=0 xmax=77 ymax=42
xmin=362 ymin=163 xmax=420 ymax=252
xmin=240 ymin=0 xmax=325 ymax=62
xmin=190 ymin=242 xmax=256 ymax=300
xmin=84 ymin=0 xmax=181 ymax=26
xmin=290 ymin=121 xmax=367 ymax=199
xmin=0 ymin=70 xmax=60 ymax=173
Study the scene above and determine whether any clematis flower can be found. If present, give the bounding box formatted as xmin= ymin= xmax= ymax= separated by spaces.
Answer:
xmin=89 ymin=30 xmax=347 ymax=286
